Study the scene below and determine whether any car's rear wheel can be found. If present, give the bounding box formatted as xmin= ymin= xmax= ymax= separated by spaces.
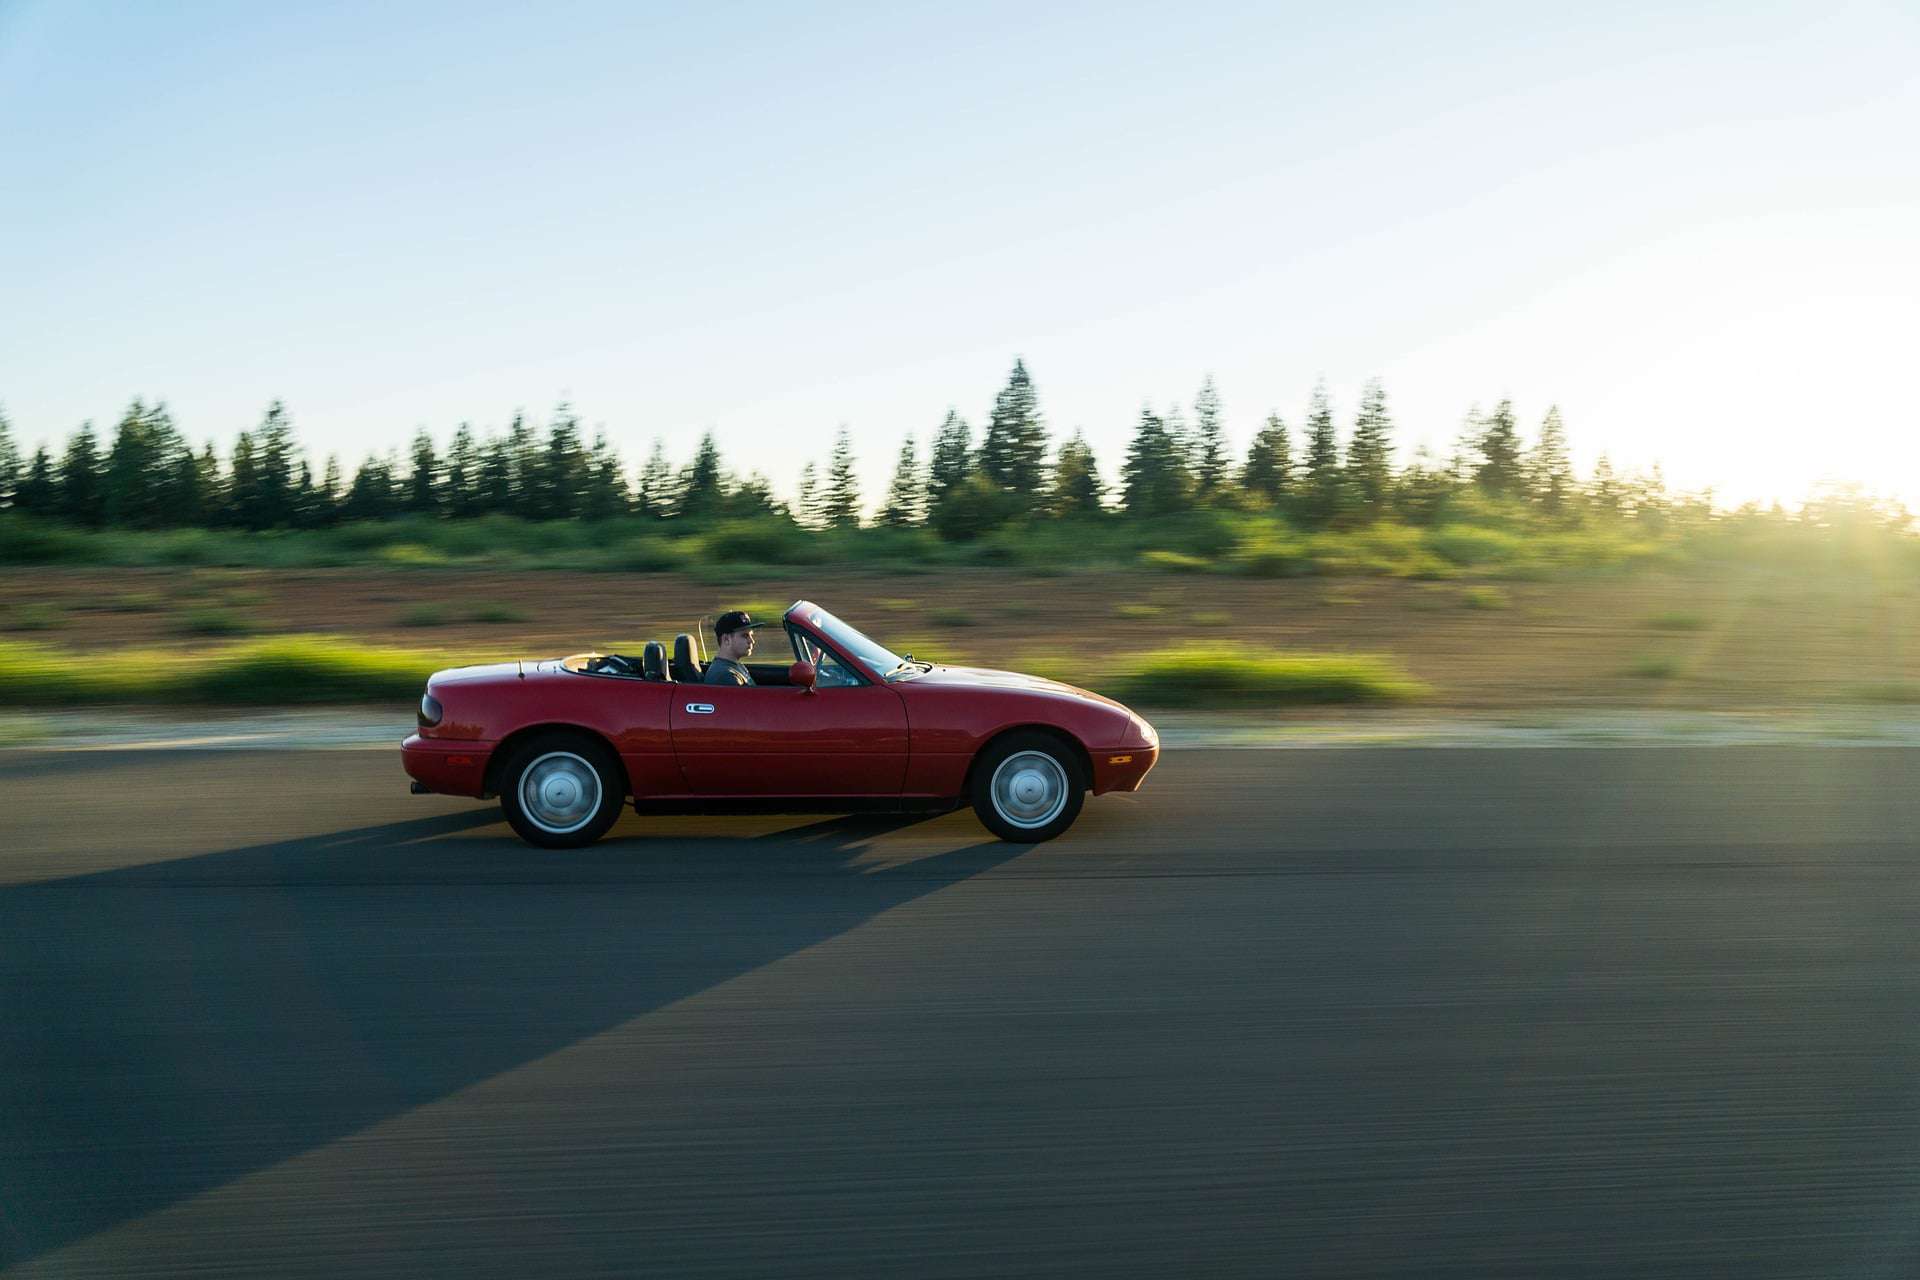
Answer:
xmin=499 ymin=732 xmax=623 ymax=849
xmin=969 ymin=731 xmax=1086 ymax=843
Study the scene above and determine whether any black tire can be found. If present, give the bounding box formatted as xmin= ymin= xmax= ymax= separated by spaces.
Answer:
xmin=498 ymin=731 xmax=624 ymax=849
xmin=968 ymin=730 xmax=1087 ymax=843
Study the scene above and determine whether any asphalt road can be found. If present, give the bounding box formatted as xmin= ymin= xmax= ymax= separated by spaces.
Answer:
xmin=2 ymin=746 xmax=1917 ymax=1278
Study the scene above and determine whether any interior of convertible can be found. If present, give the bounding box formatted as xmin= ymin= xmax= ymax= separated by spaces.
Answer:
xmin=563 ymin=612 xmax=865 ymax=688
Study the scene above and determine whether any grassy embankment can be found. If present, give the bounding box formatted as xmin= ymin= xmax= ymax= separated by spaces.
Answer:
xmin=0 ymin=507 xmax=1707 ymax=580
xmin=0 ymin=637 xmax=439 ymax=706
xmin=3 ymin=505 xmax=1914 ymax=710
xmin=0 ymin=634 xmax=1425 ymax=710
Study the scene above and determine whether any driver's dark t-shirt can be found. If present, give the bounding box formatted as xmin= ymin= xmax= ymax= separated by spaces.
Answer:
xmin=704 ymin=657 xmax=754 ymax=686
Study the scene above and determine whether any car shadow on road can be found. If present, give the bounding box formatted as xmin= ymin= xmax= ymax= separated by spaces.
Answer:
xmin=0 ymin=807 xmax=1018 ymax=1266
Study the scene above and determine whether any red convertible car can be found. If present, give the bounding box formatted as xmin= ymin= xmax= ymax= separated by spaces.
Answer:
xmin=402 ymin=601 xmax=1159 ymax=848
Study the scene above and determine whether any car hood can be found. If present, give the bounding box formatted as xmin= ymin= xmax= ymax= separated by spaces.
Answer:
xmin=905 ymin=664 xmax=1129 ymax=710
xmin=429 ymin=660 xmax=528 ymax=685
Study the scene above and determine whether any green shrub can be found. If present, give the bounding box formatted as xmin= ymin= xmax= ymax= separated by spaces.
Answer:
xmin=1845 ymin=682 xmax=1920 ymax=703
xmin=703 ymin=518 xmax=824 ymax=565
xmin=175 ymin=607 xmax=254 ymax=636
xmin=929 ymin=606 xmax=978 ymax=627
xmin=465 ymin=603 xmax=529 ymax=624
xmin=1644 ymin=610 xmax=1708 ymax=631
xmin=104 ymin=591 xmax=166 ymax=612
xmin=398 ymin=605 xmax=451 ymax=627
xmin=1228 ymin=534 xmax=1313 ymax=578
xmin=5 ymin=603 xmax=67 ymax=631
xmin=1427 ymin=524 xmax=1527 ymax=567
xmin=1110 ymin=644 xmax=1428 ymax=707
xmin=1114 ymin=602 xmax=1163 ymax=619
xmin=1140 ymin=549 xmax=1211 ymax=572
xmin=1460 ymin=585 xmax=1510 ymax=610
xmin=0 ymin=515 xmax=93 ymax=564
xmin=1624 ymin=653 xmax=1684 ymax=679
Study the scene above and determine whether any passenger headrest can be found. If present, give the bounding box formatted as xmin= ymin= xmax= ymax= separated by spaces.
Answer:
xmin=671 ymin=633 xmax=703 ymax=683
xmin=641 ymin=641 xmax=669 ymax=681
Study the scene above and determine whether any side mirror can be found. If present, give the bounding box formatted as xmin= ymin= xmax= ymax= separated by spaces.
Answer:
xmin=789 ymin=661 xmax=817 ymax=694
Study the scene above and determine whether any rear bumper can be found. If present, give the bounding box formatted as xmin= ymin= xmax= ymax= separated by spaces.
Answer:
xmin=401 ymin=735 xmax=491 ymax=797
xmin=1091 ymin=743 xmax=1158 ymax=795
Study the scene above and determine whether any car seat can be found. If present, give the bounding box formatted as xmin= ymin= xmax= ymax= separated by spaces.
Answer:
xmin=671 ymin=633 xmax=703 ymax=683
xmin=641 ymin=641 xmax=670 ymax=681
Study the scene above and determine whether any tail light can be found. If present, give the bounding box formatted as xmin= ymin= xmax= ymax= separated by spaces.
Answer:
xmin=418 ymin=692 xmax=444 ymax=728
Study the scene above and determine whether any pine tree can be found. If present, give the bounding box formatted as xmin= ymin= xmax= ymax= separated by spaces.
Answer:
xmin=636 ymin=438 xmax=676 ymax=520
xmin=677 ymin=432 xmax=725 ymax=519
xmin=227 ymin=431 xmax=263 ymax=528
xmin=1475 ymin=399 xmax=1523 ymax=498
xmin=1588 ymin=453 xmax=1621 ymax=518
xmin=820 ymin=426 xmax=861 ymax=529
xmin=1394 ymin=445 xmax=1457 ymax=525
xmin=1121 ymin=406 xmax=1190 ymax=518
xmin=977 ymin=358 xmax=1048 ymax=502
xmin=476 ymin=432 xmax=514 ymax=515
xmin=1527 ymin=405 xmax=1575 ymax=518
xmin=292 ymin=459 xmax=318 ymax=528
xmin=1448 ymin=405 xmax=1483 ymax=485
xmin=16 ymin=447 xmax=56 ymax=515
xmin=445 ymin=423 xmax=480 ymax=518
xmin=794 ymin=461 xmax=820 ymax=530
xmin=877 ymin=434 xmax=925 ymax=527
xmin=318 ymin=455 xmax=344 ymax=523
xmin=408 ymin=428 xmax=441 ymax=516
xmin=581 ymin=430 xmax=629 ymax=520
xmin=1346 ymin=379 xmax=1394 ymax=520
xmin=1049 ymin=429 xmax=1104 ymax=516
xmin=59 ymin=422 xmax=105 ymax=526
xmin=723 ymin=471 xmax=779 ymax=519
xmin=142 ymin=405 xmax=196 ymax=526
xmin=104 ymin=399 xmax=161 ymax=527
xmin=1241 ymin=413 xmax=1292 ymax=506
xmin=505 ymin=411 xmax=538 ymax=518
xmin=925 ymin=409 xmax=972 ymax=523
xmin=1190 ymin=376 xmax=1228 ymax=500
xmin=341 ymin=454 xmax=400 ymax=521
xmin=1297 ymin=382 xmax=1342 ymax=527
xmin=195 ymin=443 xmax=225 ymax=525
xmin=0 ymin=405 xmax=19 ymax=509
xmin=539 ymin=407 xmax=587 ymax=520
xmin=255 ymin=401 xmax=297 ymax=527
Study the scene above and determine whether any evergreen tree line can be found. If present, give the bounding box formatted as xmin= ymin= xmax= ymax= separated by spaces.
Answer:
xmin=0 ymin=360 xmax=1655 ymax=538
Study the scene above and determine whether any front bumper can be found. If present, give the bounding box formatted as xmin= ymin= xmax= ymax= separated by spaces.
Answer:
xmin=1090 ymin=743 xmax=1159 ymax=794
xmin=401 ymin=735 xmax=491 ymax=797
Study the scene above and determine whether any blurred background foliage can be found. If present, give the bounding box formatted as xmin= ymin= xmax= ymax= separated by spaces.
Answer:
xmin=0 ymin=360 xmax=1911 ymax=580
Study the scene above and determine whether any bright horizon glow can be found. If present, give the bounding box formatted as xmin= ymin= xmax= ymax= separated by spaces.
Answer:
xmin=2 ymin=1 xmax=1916 ymax=512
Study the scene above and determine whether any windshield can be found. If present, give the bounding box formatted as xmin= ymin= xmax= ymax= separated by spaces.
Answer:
xmin=795 ymin=606 xmax=910 ymax=678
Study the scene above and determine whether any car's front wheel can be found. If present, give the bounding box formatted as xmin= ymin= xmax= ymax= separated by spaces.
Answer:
xmin=499 ymin=732 xmax=624 ymax=849
xmin=969 ymin=731 xmax=1086 ymax=842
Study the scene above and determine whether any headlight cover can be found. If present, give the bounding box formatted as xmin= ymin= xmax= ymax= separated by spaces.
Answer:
xmin=418 ymin=692 xmax=444 ymax=728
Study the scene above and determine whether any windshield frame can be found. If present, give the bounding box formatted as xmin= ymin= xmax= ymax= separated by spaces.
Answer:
xmin=787 ymin=603 xmax=913 ymax=682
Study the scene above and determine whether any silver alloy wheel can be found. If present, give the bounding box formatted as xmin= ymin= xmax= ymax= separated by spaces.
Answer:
xmin=519 ymin=750 xmax=603 ymax=835
xmin=989 ymin=749 xmax=1069 ymax=830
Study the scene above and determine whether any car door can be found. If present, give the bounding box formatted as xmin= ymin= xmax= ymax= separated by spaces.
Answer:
xmin=668 ymin=678 xmax=910 ymax=797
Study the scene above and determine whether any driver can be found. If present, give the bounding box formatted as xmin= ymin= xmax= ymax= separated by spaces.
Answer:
xmin=704 ymin=610 xmax=765 ymax=686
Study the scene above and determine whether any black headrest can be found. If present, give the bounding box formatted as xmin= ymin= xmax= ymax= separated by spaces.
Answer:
xmin=641 ymin=641 xmax=669 ymax=681
xmin=671 ymin=633 xmax=702 ymax=683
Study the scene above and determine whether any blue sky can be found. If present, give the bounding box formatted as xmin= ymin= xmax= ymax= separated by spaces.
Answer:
xmin=2 ymin=0 xmax=1916 ymax=507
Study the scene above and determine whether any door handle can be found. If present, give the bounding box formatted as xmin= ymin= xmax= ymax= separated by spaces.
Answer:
xmin=685 ymin=703 xmax=715 ymax=715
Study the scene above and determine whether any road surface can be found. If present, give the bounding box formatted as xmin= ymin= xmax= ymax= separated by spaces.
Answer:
xmin=2 ymin=746 xmax=1917 ymax=1277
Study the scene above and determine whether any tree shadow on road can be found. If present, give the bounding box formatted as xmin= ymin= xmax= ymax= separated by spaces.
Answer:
xmin=0 ymin=806 xmax=1018 ymax=1266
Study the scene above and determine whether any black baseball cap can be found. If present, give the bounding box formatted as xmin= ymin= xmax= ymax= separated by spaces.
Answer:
xmin=713 ymin=610 xmax=769 ymax=638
